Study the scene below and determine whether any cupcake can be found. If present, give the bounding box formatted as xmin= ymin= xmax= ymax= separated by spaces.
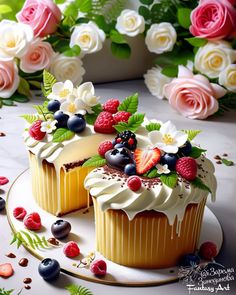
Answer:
xmin=84 ymin=121 xmax=216 ymax=268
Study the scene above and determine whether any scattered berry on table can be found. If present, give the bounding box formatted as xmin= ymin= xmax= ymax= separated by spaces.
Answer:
xmin=13 ymin=207 xmax=27 ymax=220
xmin=67 ymin=114 xmax=86 ymax=133
xmin=0 ymin=176 xmax=9 ymax=185
xmin=113 ymin=111 xmax=131 ymax=124
xmin=127 ymin=176 xmax=142 ymax=191
xmin=38 ymin=258 xmax=60 ymax=281
xmin=47 ymin=100 xmax=60 ymax=113
xmin=23 ymin=212 xmax=42 ymax=231
xmin=29 ymin=120 xmax=46 ymax=141
xmin=124 ymin=163 xmax=136 ymax=176
xmin=51 ymin=219 xmax=71 ymax=239
xmin=0 ymin=263 xmax=14 ymax=278
xmin=161 ymin=154 xmax=178 ymax=171
xmin=94 ymin=111 xmax=116 ymax=134
xmin=199 ymin=241 xmax=217 ymax=260
xmin=54 ymin=111 xmax=69 ymax=128
xmin=98 ymin=140 xmax=114 ymax=157
xmin=134 ymin=148 xmax=161 ymax=174
xmin=176 ymin=157 xmax=197 ymax=181
xmin=103 ymin=99 xmax=120 ymax=114
xmin=63 ymin=241 xmax=80 ymax=258
xmin=90 ymin=259 xmax=107 ymax=276
xmin=114 ymin=131 xmax=137 ymax=150
xmin=0 ymin=197 xmax=5 ymax=211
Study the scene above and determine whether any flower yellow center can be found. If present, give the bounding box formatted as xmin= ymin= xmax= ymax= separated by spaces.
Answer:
xmin=59 ymin=89 xmax=70 ymax=98
xmin=68 ymin=102 xmax=76 ymax=113
xmin=6 ymin=39 xmax=16 ymax=48
xmin=209 ymin=54 xmax=223 ymax=68
xmin=125 ymin=17 xmax=136 ymax=29
xmin=162 ymin=134 xmax=174 ymax=145
xmin=228 ymin=70 xmax=236 ymax=85
xmin=79 ymin=34 xmax=91 ymax=45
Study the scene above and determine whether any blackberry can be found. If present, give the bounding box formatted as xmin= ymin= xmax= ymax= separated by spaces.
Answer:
xmin=115 ymin=130 xmax=137 ymax=150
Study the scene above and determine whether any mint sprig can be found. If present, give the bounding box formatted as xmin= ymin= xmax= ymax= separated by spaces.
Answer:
xmin=145 ymin=122 xmax=161 ymax=132
xmin=183 ymin=130 xmax=201 ymax=141
xmin=82 ymin=155 xmax=106 ymax=168
xmin=53 ymin=128 xmax=75 ymax=142
xmin=191 ymin=177 xmax=212 ymax=193
xmin=118 ymin=93 xmax=138 ymax=114
xmin=189 ymin=147 xmax=206 ymax=159
xmin=160 ymin=172 xmax=178 ymax=188
xmin=114 ymin=113 xmax=145 ymax=133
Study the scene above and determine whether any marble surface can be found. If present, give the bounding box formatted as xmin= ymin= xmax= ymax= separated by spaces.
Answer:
xmin=0 ymin=79 xmax=236 ymax=295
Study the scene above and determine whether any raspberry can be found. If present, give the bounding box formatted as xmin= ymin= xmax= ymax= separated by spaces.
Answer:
xmin=176 ymin=157 xmax=197 ymax=181
xmin=113 ymin=111 xmax=131 ymax=124
xmin=23 ymin=212 xmax=42 ymax=231
xmin=127 ymin=176 xmax=142 ymax=191
xmin=0 ymin=176 xmax=9 ymax=185
xmin=29 ymin=120 xmax=46 ymax=141
xmin=98 ymin=141 xmax=114 ymax=157
xmin=103 ymin=99 xmax=120 ymax=114
xmin=63 ymin=241 xmax=80 ymax=258
xmin=13 ymin=207 xmax=27 ymax=220
xmin=94 ymin=112 xmax=116 ymax=134
xmin=90 ymin=259 xmax=107 ymax=276
xmin=199 ymin=242 xmax=217 ymax=260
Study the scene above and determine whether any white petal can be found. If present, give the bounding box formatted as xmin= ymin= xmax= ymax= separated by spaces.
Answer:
xmin=148 ymin=131 xmax=163 ymax=145
xmin=160 ymin=120 xmax=176 ymax=134
xmin=162 ymin=144 xmax=178 ymax=154
xmin=173 ymin=131 xmax=188 ymax=147
xmin=52 ymin=82 xmax=64 ymax=95
xmin=178 ymin=65 xmax=193 ymax=78
xmin=64 ymin=80 xmax=74 ymax=93
xmin=77 ymin=81 xmax=94 ymax=98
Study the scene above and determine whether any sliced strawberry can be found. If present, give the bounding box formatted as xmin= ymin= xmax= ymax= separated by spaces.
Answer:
xmin=134 ymin=148 xmax=161 ymax=174
xmin=0 ymin=263 xmax=14 ymax=278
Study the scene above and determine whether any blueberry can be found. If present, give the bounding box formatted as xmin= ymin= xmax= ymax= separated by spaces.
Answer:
xmin=67 ymin=114 xmax=86 ymax=133
xmin=114 ymin=143 xmax=125 ymax=149
xmin=47 ymin=100 xmax=60 ymax=113
xmin=105 ymin=147 xmax=133 ymax=170
xmin=0 ymin=197 xmax=5 ymax=211
xmin=54 ymin=111 xmax=69 ymax=128
xmin=179 ymin=141 xmax=192 ymax=156
xmin=161 ymin=154 xmax=178 ymax=171
xmin=38 ymin=258 xmax=60 ymax=281
xmin=181 ymin=254 xmax=200 ymax=267
xmin=124 ymin=164 xmax=136 ymax=176
xmin=51 ymin=219 xmax=71 ymax=239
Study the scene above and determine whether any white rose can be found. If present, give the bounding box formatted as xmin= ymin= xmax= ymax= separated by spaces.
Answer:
xmin=115 ymin=9 xmax=145 ymax=37
xmin=219 ymin=64 xmax=236 ymax=93
xmin=144 ymin=66 xmax=172 ymax=99
xmin=145 ymin=23 xmax=177 ymax=54
xmin=194 ymin=41 xmax=236 ymax=79
xmin=0 ymin=60 xmax=20 ymax=98
xmin=70 ymin=21 xmax=106 ymax=55
xmin=0 ymin=20 xmax=33 ymax=61
xmin=49 ymin=54 xmax=85 ymax=86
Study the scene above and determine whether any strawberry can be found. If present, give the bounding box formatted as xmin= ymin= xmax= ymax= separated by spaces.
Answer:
xmin=0 ymin=263 xmax=14 ymax=278
xmin=103 ymin=99 xmax=120 ymax=114
xmin=94 ymin=112 xmax=116 ymax=134
xmin=134 ymin=148 xmax=161 ymax=174
xmin=113 ymin=111 xmax=131 ymax=124
xmin=98 ymin=140 xmax=114 ymax=157
xmin=176 ymin=157 xmax=197 ymax=181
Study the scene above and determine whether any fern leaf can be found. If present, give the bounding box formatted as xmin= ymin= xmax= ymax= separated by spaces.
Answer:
xmin=31 ymin=232 xmax=47 ymax=249
xmin=20 ymin=230 xmax=36 ymax=249
xmin=43 ymin=70 xmax=56 ymax=97
xmin=21 ymin=114 xmax=41 ymax=124
xmin=66 ymin=284 xmax=93 ymax=295
xmin=42 ymin=236 xmax=49 ymax=247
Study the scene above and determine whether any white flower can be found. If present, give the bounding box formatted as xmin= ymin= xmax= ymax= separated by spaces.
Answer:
xmin=70 ymin=21 xmax=106 ymax=55
xmin=76 ymin=82 xmax=99 ymax=111
xmin=116 ymin=9 xmax=145 ymax=37
xmin=49 ymin=54 xmax=85 ymax=86
xmin=219 ymin=64 xmax=236 ymax=93
xmin=40 ymin=120 xmax=57 ymax=134
xmin=48 ymin=80 xmax=74 ymax=101
xmin=0 ymin=20 xmax=33 ymax=61
xmin=144 ymin=66 xmax=172 ymax=99
xmin=194 ymin=41 xmax=236 ymax=79
xmin=60 ymin=94 xmax=85 ymax=116
xmin=156 ymin=164 xmax=170 ymax=175
xmin=145 ymin=23 xmax=177 ymax=54
xmin=148 ymin=121 xmax=188 ymax=154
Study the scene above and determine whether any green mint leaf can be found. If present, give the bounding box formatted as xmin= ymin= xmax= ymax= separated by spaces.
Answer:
xmin=21 ymin=114 xmax=41 ymax=124
xmin=160 ymin=172 xmax=178 ymax=188
xmin=118 ymin=93 xmax=138 ymax=114
xmin=43 ymin=70 xmax=57 ymax=97
xmin=183 ymin=129 xmax=201 ymax=141
xmin=161 ymin=65 xmax=178 ymax=77
xmin=191 ymin=177 xmax=212 ymax=193
xmin=145 ymin=122 xmax=161 ymax=132
xmin=111 ymin=42 xmax=131 ymax=59
xmin=0 ymin=288 xmax=15 ymax=295
xmin=144 ymin=168 xmax=160 ymax=178
xmin=53 ymin=128 xmax=75 ymax=143
xmin=185 ymin=37 xmax=207 ymax=47
xmin=177 ymin=8 xmax=191 ymax=29
xmin=82 ymin=155 xmax=106 ymax=168
xmin=66 ymin=284 xmax=93 ymax=295
xmin=189 ymin=147 xmax=206 ymax=159
xmin=85 ymin=103 xmax=102 ymax=125
xmin=110 ymin=30 xmax=127 ymax=44
xmin=221 ymin=158 xmax=234 ymax=166
xmin=114 ymin=113 xmax=145 ymax=133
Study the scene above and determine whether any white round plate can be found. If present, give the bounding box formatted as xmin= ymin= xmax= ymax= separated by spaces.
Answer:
xmin=6 ymin=170 xmax=223 ymax=286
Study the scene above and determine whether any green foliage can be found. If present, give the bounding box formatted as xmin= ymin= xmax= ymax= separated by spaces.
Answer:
xmin=191 ymin=177 xmax=211 ymax=193
xmin=160 ymin=172 xmax=178 ymax=189
xmin=53 ymin=128 xmax=75 ymax=142
xmin=66 ymin=284 xmax=93 ymax=295
xmin=10 ymin=230 xmax=50 ymax=250
xmin=43 ymin=70 xmax=57 ymax=97
xmin=145 ymin=122 xmax=161 ymax=132
xmin=110 ymin=30 xmax=127 ymax=44
xmin=114 ymin=113 xmax=145 ymax=133
xmin=21 ymin=114 xmax=41 ymax=124
xmin=118 ymin=93 xmax=138 ymax=114
xmin=161 ymin=65 xmax=178 ymax=78
xmin=183 ymin=130 xmax=201 ymax=141
xmin=85 ymin=103 xmax=102 ymax=125
xmin=90 ymin=0 xmax=126 ymax=22
xmin=18 ymin=77 xmax=30 ymax=97
xmin=138 ymin=6 xmax=150 ymax=20
xmin=185 ymin=37 xmax=207 ymax=47
xmin=0 ymin=288 xmax=14 ymax=295
xmin=111 ymin=42 xmax=131 ymax=59
xmin=0 ymin=0 xmax=24 ymax=21
xmin=221 ymin=158 xmax=234 ymax=166
xmin=0 ymin=4 xmax=12 ymax=14
xmin=82 ymin=155 xmax=106 ymax=168
xmin=63 ymin=45 xmax=81 ymax=57
xmin=139 ymin=0 xmax=154 ymax=5
xmin=189 ymin=147 xmax=206 ymax=159
xmin=177 ymin=8 xmax=191 ymax=29
xmin=144 ymin=168 xmax=159 ymax=178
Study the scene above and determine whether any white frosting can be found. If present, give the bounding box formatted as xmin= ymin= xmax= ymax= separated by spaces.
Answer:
xmin=84 ymin=156 xmax=216 ymax=227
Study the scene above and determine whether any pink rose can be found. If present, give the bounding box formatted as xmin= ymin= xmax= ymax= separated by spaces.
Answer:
xmin=16 ymin=0 xmax=61 ymax=37
xmin=164 ymin=66 xmax=227 ymax=120
xmin=0 ymin=60 xmax=20 ymax=98
xmin=190 ymin=0 xmax=236 ymax=40
xmin=20 ymin=39 xmax=55 ymax=73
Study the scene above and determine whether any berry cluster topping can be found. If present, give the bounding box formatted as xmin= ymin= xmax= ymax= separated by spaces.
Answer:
xmin=114 ymin=130 xmax=137 ymax=150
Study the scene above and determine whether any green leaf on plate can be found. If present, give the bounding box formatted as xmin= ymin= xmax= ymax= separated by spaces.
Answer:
xmin=160 ymin=172 xmax=178 ymax=188
xmin=185 ymin=37 xmax=207 ymax=47
xmin=177 ymin=7 xmax=192 ymax=29
xmin=118 ymin=93 xmax=138 ymax=114
xmin=111 ymin=42 xmax=131 ymax=59
xmin=191 ymin=177 xmax=211 ymax=193
xmin=183 ymin=129 xmax=201 ymax=141
xmin=114 ymin=113 xmax=145 ymax=133
xmin=221 ymin=158 xmax=234 ymax=166
xmin=53 ymin=128 xmax=75 ymax=143
xmin=145 ymin=122 xmax=161 ymax=132
xmin=189 ymin=147 xmax=206 ymax=159
xmin=82 ymin=155 xmax=106 ymax=168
